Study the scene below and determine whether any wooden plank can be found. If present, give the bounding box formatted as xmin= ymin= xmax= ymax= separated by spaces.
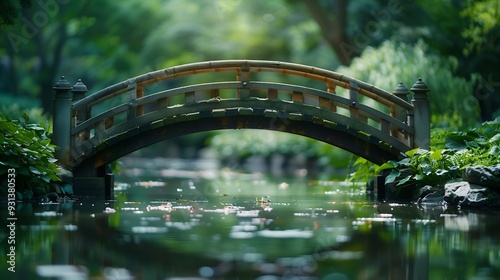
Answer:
xmin=319 ymin=96 xmax=331 ymax=109
xmin=237 ymin=64 xmax=250 ymax=99
xmin=327 ymin=81 xmax=336 ymax=94
xmin=349 ymin=81 xmax=359 ymax=103
xmin=349 ymin=107 xmax=359 ymax=120
xmin=380 ymin=119 xmax=390 ymax=135
xmin=93 ymin=120 xmax=106 ymax=142
xmin=268 ymin=88 xmax=278 ymax=99
xmin=104 ymin=117 xmax=114 ymax=129
xmin=136 ymin=87 xmax=144 ymax=117
xmin=157 ymin=97 xmax=169 ymax=109
xmin=292 ymin=91 xmax=304 ymax=103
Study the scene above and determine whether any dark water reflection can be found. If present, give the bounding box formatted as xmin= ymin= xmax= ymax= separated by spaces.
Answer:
xmin=2 ymin=174 xmax=500 ymax=279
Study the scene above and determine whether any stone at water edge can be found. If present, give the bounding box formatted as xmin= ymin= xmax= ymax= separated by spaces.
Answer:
xmin=463 ymin=164 xmax=500 ymax=189
xmin=417 ymin=186 xmax=445 ymax=207
xmin=443 ymin=181 xmax=500 ymax=208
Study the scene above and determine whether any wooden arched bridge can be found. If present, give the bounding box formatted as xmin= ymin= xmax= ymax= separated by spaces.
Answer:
xmin=52 ymin=60 xmax=430 ymax=198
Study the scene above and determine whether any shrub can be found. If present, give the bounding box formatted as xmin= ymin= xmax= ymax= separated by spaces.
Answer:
xmin=0 ymin=113 xmax=60 ymax=199
xmin=378 ymin=117 xmax=500 ymax=192
xmin=337 ymin=40 xmax=480 ymax=129
xmin=0 ymin=93 xmax=51 ymax=126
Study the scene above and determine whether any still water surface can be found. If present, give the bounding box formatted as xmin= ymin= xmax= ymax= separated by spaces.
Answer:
xmin=2 ymin=163 xmax=500 ymax=279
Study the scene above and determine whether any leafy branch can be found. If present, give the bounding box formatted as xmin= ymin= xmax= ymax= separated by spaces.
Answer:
xmin=0 ymin=113 xmax=60 ymax=199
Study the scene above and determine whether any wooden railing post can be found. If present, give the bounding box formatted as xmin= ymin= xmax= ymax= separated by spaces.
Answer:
xmin=71 ymin=79 xmax=88 ymax=121
xmin=411 ymin=78 xmax=430 ymax=149
xmin=392 ymin=82 xmax=410 ymax=145
xmin=237 ymin=62 xmax=250 ymax=99
xmin=70 ymin=79 xmax=89 ymax=157
xmin=52 ymin=76 xmax=73 ymax=166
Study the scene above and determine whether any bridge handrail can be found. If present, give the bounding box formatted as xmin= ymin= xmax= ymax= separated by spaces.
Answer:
xmin=70 ymin=81 xmax=413 ymax=136
xmin=72 ymin=60 xmax=413 ymax=111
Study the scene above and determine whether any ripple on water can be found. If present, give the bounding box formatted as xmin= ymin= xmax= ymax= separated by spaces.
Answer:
xmin=257 ymin=229 xmax=313 ymax=238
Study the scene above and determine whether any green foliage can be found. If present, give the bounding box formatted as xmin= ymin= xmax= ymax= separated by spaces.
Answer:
xmin=378 ymin=117 xmax=500 ymax=190
xmin=208 ymin=130 xmax=351 ymax=169
xmin=0 ymin=113 xmax=60 ymax=198
xmin=347 ymin=156 xmax=378 ymax=183
xmin=460 ymin=0 xmax=500 ymax=56
xmin=348 ymin=119 xmax=500 ymax=185
xmin=0 ymin=93 xmax=51 ymax=126
xmin=0 ymin=0 xmax=32 ymax=27
xmin=337 ymin=40 xmax=480 ymax=129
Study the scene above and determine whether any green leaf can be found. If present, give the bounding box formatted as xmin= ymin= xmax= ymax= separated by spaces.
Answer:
xmin=376 ymin=160 xmax=398 ymax=173
xmin=436 ymin=169 xmax=449 ymax=176
xmin=430 ymin=149 xmax=443 ymax=160
xmin=465 ymin=140 xmax=479 ymax=149
xmin=414 ymin=174 xmax=425 ymax=181
xmin=489 ymin=133 xmax=500 ymax=143
xmin=445 ymin=132 xmax=477 ymax=150
xmin=353 ymin=157 xmax=368 ymax=166
xmin=41 ymin=139 xmax=51 ymax=146
xmin=48 ymin=173 xmax=61 ymax=181
xmin=29 ymin=166 xmax=42 ymax=175
xmin=22 ymin=113 xmax=29 ymax=122
xmin=26 ymin=124 xmax=44 ymax=131
xmin=405 ymin=148 xmax=421 ymax=157
xmin=489 ymin=146 xmax=500 ymax=156
xmin=399 ymin=158 xmax=411 ymax=165
xmin=41 ymin=175 xmax=51 ymax=183
xmin=396 ymin=175 xmax=412 ymax=186
xmin=385 ymin=170 xmax=401 ymax=184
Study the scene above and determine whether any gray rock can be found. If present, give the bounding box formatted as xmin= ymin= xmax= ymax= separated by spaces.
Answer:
xmin=444 ymin=181 xmax=500 ymax=208
xmin=418 ymin=188 xmax=445 ymax=206
xmin=463 ymin=164 xmax=500 ymax=189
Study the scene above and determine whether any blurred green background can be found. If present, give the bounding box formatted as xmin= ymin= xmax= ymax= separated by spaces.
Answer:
xmin=1 ymin=0 xmax=498 ymax=175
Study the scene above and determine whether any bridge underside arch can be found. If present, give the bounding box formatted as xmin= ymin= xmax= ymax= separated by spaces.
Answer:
xmin=72 ymin=113 xmax=406 ymax=177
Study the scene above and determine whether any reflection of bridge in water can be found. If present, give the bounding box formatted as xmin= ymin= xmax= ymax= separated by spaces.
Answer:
xmin=51 ymin=60 xmax=430 ymax=198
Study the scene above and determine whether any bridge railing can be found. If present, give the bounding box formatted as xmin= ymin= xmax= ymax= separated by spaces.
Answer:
xmin=53 ymin=60 xmax=429 ymax=167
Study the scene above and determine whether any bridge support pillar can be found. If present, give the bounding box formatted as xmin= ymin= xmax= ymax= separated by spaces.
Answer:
xmin=52 ymin=76 xmax=73 ymax=166
xmin=411 ymin=78 xmax=430 ymax=150
xmin=72 ymin=165 xmax=114 ymax=200
xmin=374 ymin=174 xmax=386 ymax=202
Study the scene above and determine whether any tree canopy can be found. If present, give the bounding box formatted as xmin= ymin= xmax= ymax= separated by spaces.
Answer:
xmin=0 ymin=0 xmax=498 ymax=122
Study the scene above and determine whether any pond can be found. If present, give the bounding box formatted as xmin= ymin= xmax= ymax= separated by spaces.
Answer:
xmin=2 ymin=159 xmax=500 ymax=279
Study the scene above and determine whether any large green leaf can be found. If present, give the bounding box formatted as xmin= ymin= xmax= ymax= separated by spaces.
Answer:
xmin=489 ymin=146 xmax=500 ymax=156
xmin=396 ymin=175 xmax=412 ymax=186
xmin=375 ymin=160 xmax=399 ymax=173
xmin=489 ymin=133 xmax=500 ymax=143
xmin=405 ymin=148 xmax=421 ymax=157
xmin=385 ymin=170 xmax=401 ymax=184
xmin=445 ymin=132 xmax=477 ymax=150
xmin=430 ymin=149 xmax=443 ymax=160
xmin=29 ymin=166 xmax=42 ymax=175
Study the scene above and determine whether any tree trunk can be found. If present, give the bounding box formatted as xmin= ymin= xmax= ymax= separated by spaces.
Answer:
xmin=304 ymin=0 xmax=359 ymax=65
xmin=36 ymin=23 xmax=68 ymax=115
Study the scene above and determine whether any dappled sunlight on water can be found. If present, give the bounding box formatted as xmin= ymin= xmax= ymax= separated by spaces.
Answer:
xmin=2 ymin=173 xmax=500 ymax=279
